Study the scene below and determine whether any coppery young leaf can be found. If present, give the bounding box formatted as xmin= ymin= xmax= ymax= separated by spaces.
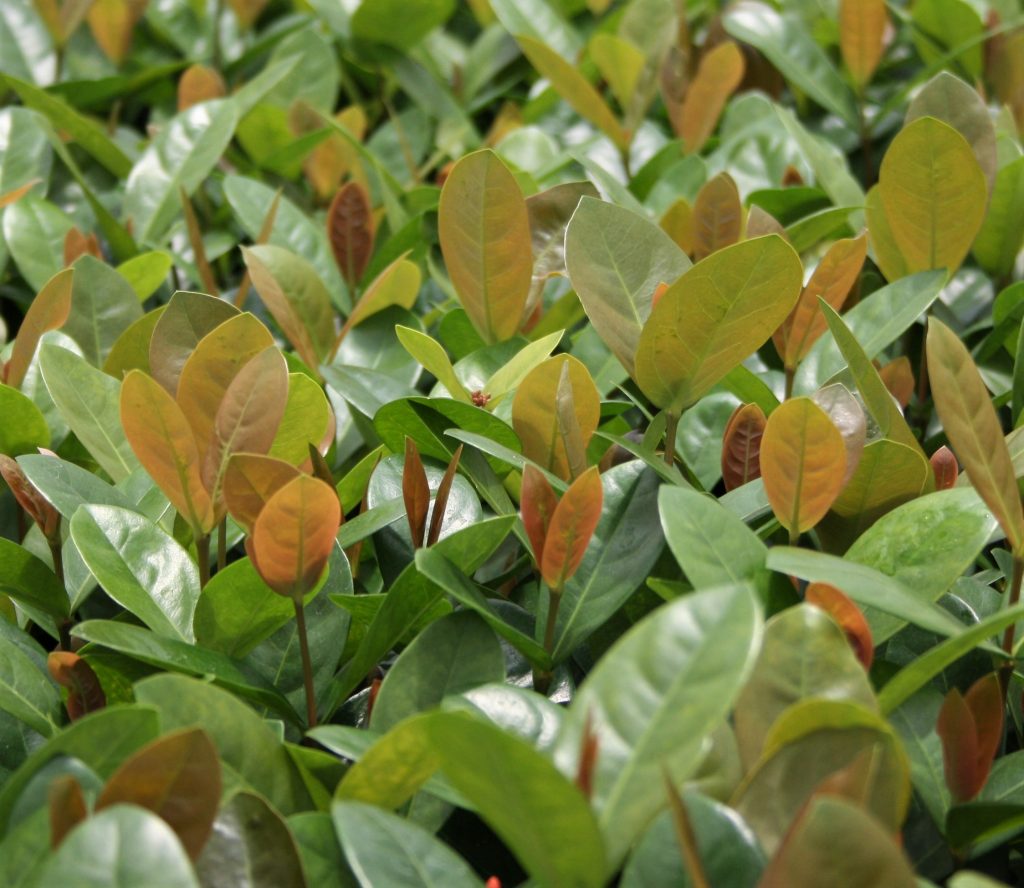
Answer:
xmin=806 ymin=582 xmax=874 ymax=670
xmin=403 ymin=437 xmax=430 ymax=549
xmin=48 ymin=775 xmax=87 ymax=849
xmin=48 ymin=651 xmax=106 ymax=719
xmin=426 ymin=444 xmax=463 ymax=547
xmin=327 ymin=181 xmax=375 ymax=287
xmin=721 ymin=403 xmax=766 ymax=492
xmin=930 ymin=446 xmax=959 ymax=490
xmin=521 ymin=465 xmax=558 ymax=569
xmin=541 ymin=466 xmax=603 ymax=591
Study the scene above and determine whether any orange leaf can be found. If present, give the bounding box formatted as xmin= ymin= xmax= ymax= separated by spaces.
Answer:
xmin=327 ymin=181 xmax=375 ymax=287
xmin=650 ymin=282 xmax=670 ymax=313
xmin=226 ymin=0 xmax=269 ymax=28
xmin=659 ymin=198 xmax=695 ymax=256
xmin=521 ymin=465 xmax=557 ymax=568
xmin=427 ymin=445 xmax=463 ymax=547
xmin=775 ymin=234 xmax=867 ymax=369
xmin=47 ymin=651 xmax=105 ymax=719
xmin=403 ymin=437 xmax=430 ymax=549
xmin=839 ymin=0 xmax=889 ymax=88
xmin=4 ymin=267 xmax=74 ymax=390
xmin=878 ymin=356 xmax=914 ymax=408
xmin=721 ymin=402 xmax=766 ymax=492
xmin=930 ymin=446 xmax=958 ymax=490
xmin=48 ymin=775 xmax=87 ymax=849
xmin=177 ymin=64 xmax=226 ymax=112
xmin=541 ymin=466 xmax=603 ymax=590
xmin=0 ymin=454 xmax=60 ymax=541
xmin=63 ymin=227 xmax=102 ymax=266
xmin=692 ymin=173 xmax=742 ymax=261
xmin=86 ymin=0 xmax=146 ymax=65
xmin=223 ymin=453 xmax=301 ymax=533
xmin=121 ymin=370 xmax=215 ymax=535
xmin=677 ymin=41 xmax=745 ymax=153
xmin=937 ymin=674 xmax=1003 ymax=803
xmin=97 ymin=728 xmax=222 ymax=860
xmin=251 ymin=475 xmax=341 ymax=599
xmin=806 ymin=582 xmax=874 ymax=670
xmin=760 ymin=397 xmax=847 ymax=536
xmin=202 ymin=346 xmax=289 ymax=519
xmin=148 ymin=291 xmax=240 ymax=396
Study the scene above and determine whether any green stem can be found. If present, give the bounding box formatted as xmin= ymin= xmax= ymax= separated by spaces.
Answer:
xmin=543 ymin=586 xmax=562 ymax=655
xmin=294 ymin=598 xmax=318 ymax=728
xmin=664 ymin=411 xmax=680 ymax=468
xmin=196 ymin=534 xmax=211 ymax=589
xmin=1000 ymin=556 xmax=1024 ymax=694
xmin=217 ymin=519 xmax=227 ymax=573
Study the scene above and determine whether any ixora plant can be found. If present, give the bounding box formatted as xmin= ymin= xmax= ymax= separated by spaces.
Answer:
xmin=2 ymin=0 xmax=1024 ymax=885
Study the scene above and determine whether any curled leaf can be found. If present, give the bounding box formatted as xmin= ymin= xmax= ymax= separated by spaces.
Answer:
xmin=806 ymin=582 xmax=874 ymax=670
xmin=720 ymin=403 xmax=766 ymax=492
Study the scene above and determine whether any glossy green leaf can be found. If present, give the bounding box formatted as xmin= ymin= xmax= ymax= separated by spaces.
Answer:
xmin=0 ymin=536 xmax=68 ymax=618
xmin=2 ymin=197 xmax=72 ymax=292
xmin=973 ymin=155 xmax=1024 ymax=280
xmin=395 ymin=325 xmax=470 ymax=403
xmin=117 ymin=251 xmax=174 ymax=301
xmin=333 ymin=801 xmax=479 ymax=888
xmin=0 ymin=636 xmax=62 ymax=737
xmin=40 ymin=344 xmax=139 ymax=482
xmin=565 ymin=196 xmax=691 ymax=378
xmin=635 ymin=236 xmax=802 ymax=412
xmin=124 ymin=98 xmax=240 ymax=245
xmin=71 ymin=505 xmax=200 ymax=641
xmin=438 ymin=149 xmax=532 ymax=343
xmin=0 ymin=383 xmax=49 ymax=456
xmin=269 ymin=373 xmax=334 ymax=465
xmin=37 ymin=805 xmax=200 ymax=888
xmin=555 ymin=583 xmax=762 ymax=865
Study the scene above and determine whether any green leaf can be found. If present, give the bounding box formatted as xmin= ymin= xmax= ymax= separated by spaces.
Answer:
xmin=878 ymin=116 xmax=987 ymax=276
xmin=565 ymin=196 xmax=691 ymax=378
xmin=134 ymin=673 xmax=312 ymax=815
xmin=333 ymin=801 xmax=480 ymax=888
xmin=489 ymin=0 xmax=581 ymax=60
xmin=124 ymin=98 xmax=240 ymax=245
xmin=553 ymin=462 xmax=663 ymax=660
xmin=0 ymin=383 xmax=49 ymax=456
xmin=39 ymin=344 xmax=139 ymax=482
xmin=350 ymin=0 xmax=455 ymax=49
xmin=973 ymin=155 xmax=1024 ymax=280
xmin=427 ymin=711 xmax=608 ymax=888
xmin=877 ymin=601 xmax=1024 ymax=714
xmin=845 ymin=488 xmax=999 ymax=643
xmin=555 ymin=583 xmax=762 ymax=865
xmin=395 ymin=325 xmax=471 ymax=403
xmin=723 ymin=2 xmax=858 ymax=127
xmin=116 ymin=251 xmax=174 ymax=301
xmin=0 ymin=537 xmax=69 ymax=618
xmin=0 ymin=73 xmax=132 ymax=178
xmin=0 ymin=636 xmax=61 ymax=737
xmin=71 ymin=505 xmax=200 ymax=642
xmin=734 ymin=604 xmax=876 ymax=769
xmin=2 ymin=196 xmax=72 ymax=292
xmin=194 ymin=792 xmax=306 ymax=887
xmin=289 ymin=812 xmax=355 ymax=888
xmin=765 ymin=547 xmax=977 ymax=642
xmin=38 ymin=805 xmax=199 ymax=888
xmin=371 ymin=611 xmax=504 ymax=732
xmin=635 ymin=236 xmax=802 ymax=413
xmin=61 ymin=255 xmax=143 ymax=368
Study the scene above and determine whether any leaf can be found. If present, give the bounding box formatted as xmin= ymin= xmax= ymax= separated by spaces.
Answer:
xmin=905 ymin=72 xmax=997 ymax=194
xmin=937 ymin=673 xmax=1003 ymax=803
xmin=333 ymin=801 xmax=480 ymax=888
xmin=149 ymin=291 xmax=240 ymax=396
xmin=541 ymin=465 xmax=603 ymax=590
xmin=341 ymin=255 xmax=421 ymax=335
xmin=202 ymin=346 xmax=289 ymax=517
xmin=589 ymin=33 xmax=644 ymax=112
xmin=928 ymin=318 xmax=1024 ymax=552
xmin=3 ymin=266 xmax=73 ymax=389
xmin=116 ymin=251 xmax=173 ymax=302
xmin=251 ymin=475 xmax=341 ymax=599
xmin=61 ymin=255 xmax=143 ymax=368
xmin=177 ymin=64 xmax=226 ymax=112
xmin=0 ymin=635 xmax=62 ymax=737
xmin=805 ymin=582 xmax=874 ymax=669
xmin=327 ymin=181 xmax=374 ymax=287
xmin=878 ymin=116 xmax=987 ymax=276
xmin=973 ymin=155 xmax=1024 ymax=279
xmin=71 ymin=505 xmax=200 ymax=641
xmin=124 ymin=98 xmax=240 ymax=245
xmin=428 ymin=712 xmax=608 ymax=888
xmin=37 ymin=805 xmax=200 ymax=888
xmin=394 ymin=325 xmax=470 ymax=403
xmin=659 ymin=485 xmax=767 ymax=593
xmin=721 ymin=403 xmax=766 ymax=491
xmin=0 ymin=538 xmax=68 ymax=618
xmin=269 ymin=373 xmax=335 ymax=466
xmin=175 ymin=312 xmax=275 ymax=467
xmin=3 ymin=197 xmax=72 ymax=293
xmin=403 ymin=437 xmax=430 ymax=549
xmin=515 ymin=34 xmax=625 ymax=149
xmin=635 ymin=236 xmax=803 ymax=413
xmin=734 ymin=604 xmax=875 ymax=769
xmin=426 ymin=445 xmax=462 ymax=547
xmin=758 ymin=796 xmax=916 ymax=888
xmin=47 ymin=651 xmax=105 ymax=719
xmin=194 ymin=792 xmax=306 ymax=887
xmin=677 ymin=42 xmax=745 ymax=153
xmin=863 ymin=184 xmax=909 ymax=283
xmin=554 ymin=582 xmax=762 ymax=866
xmin=566 ymin=196 xmax=691 ymax=378
xmin=692 ymin=173 xmax=742 ymax=261
xmin=0 ymin=382 xmax=50 ymax=456
xmin=40 ymin=344 xmax=139 ymax=482
xmin=838 ymin=0 xmax=888 ymax=88
xmin=931 ymin=445 xmax=959 ymax=490
xmin=438 ymin=149 xmax=532 ymax=343
xmin=521 ymin=464 xmax=557 ymax=568
xmin=489 ymin=0 xmax=581 ymax=60
xmin=242 ymin=244 xmax=336 ymax=370
xmin=120 ymin=369 xmax=215 ymax=535
xmin=86 ymin=0 xmax=146 ymax=65
xmin=48 ymin=775 xmax=88 ymax=848
xmin=775 ymin=234 xmax=867 ymax=370
xmin=97 ymin=728 xmax=221 ymax=860
xmin=827 ymin=438 xmax=928 ymax=524
xmin=723 ymin=2 xmax=859 ymax=127
xmin=350 ymin=0 xmax=455 ymax=48
xmin=759 ymin=396 xmax=846 ymax=535
xmin=512 ymin=355 xmax=599 ymax=482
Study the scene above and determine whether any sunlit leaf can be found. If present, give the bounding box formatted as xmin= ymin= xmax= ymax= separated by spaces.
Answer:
xmin=223 ymin=453 xmax=300 ymax=534
xmin=677 ymin=42 xmax=744 ymax=154
xmin=177 ymin=64 xmax=226 ymax=112
xmin=3 ymin=267 xmax=73 ymax=390
xmin=839 ymin=0 xmax=888 ymax=88
xmin=521 ymin=464 xmax=557 ymax=569
xmin=541 ymin=466 xmax=603 ymax=590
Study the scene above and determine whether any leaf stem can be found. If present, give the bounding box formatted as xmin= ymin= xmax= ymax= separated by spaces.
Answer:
xmin=217 ymin=519 xmax=227 ymax=573
xmin=664 ymin=411 xmax=680 ymax=468
xmin=784 ymin=365 xmax=795 ymax=401
xmin=196 ymin=534 xmax=211 ymax=589
xmin=1000 ymin=555 xmax=1024 ymax=696
xmin=294 ymin=598 xmax=318 ymax=728
xmin=543 ymin=586 xmax=562 ymax=655
xmin=665 ymin=770 xmax=711 ymax=888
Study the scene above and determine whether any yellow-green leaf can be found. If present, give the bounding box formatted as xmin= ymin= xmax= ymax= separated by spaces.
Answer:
xmin=635 ymin=235 xmax=803 ymax=413
xmin=395 ymin=325 xmax=471 ymax=403
xmin=588 ymin=33 xmax=645 ymax=111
